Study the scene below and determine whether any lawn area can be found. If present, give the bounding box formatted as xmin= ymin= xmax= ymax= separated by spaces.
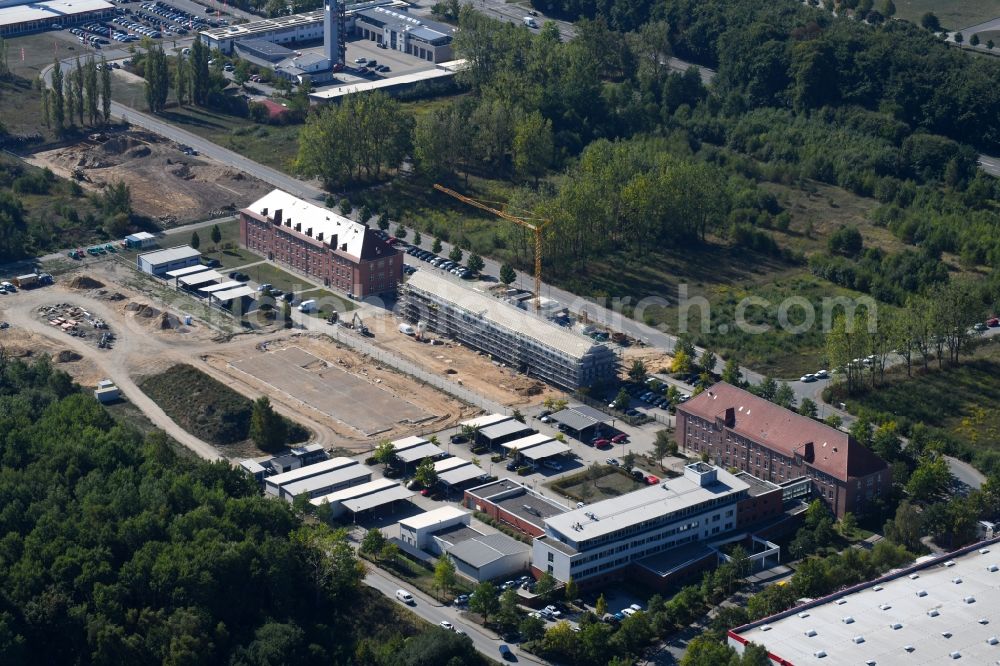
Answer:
xmin=241 ymin=262 xmax=356 ymax=312
xmin=549 ymin=466 xmax=646 ymax=502
xmin=138 ymin=363 xmax=309 ymax=450
xmin=893 ymin=0 xmax=1000 ymax=30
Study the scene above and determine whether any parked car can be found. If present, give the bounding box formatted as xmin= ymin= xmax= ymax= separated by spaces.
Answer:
xmin=815 ymin=369 xmax=829 ymax=379
xmin=439 ymin=620 xmax=454 ymax=631
xmin=646 ymin=475 xmax=660 ymax=485
xmin=606 ymin=457 xmax=620 ymax=466
xmin=450 ymin=434 xmax=468 ymax=444
xmin=543 ymin=460 xmax=563 ymax=471
xmin=611 ymin=434 xmax=628 ymax=444
xmin=454 ymin=594 xmax=469 ymax=605
xmin=506 ymin=461 xmax=518 ymax=471
xmin=592 ymin=438 xmax=611 ymax=448
xmin=499 ymin=644 xmax=514 ymax=661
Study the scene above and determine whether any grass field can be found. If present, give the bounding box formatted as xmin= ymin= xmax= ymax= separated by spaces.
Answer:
xmin=550 ymin=466 xmax=646 ymax=502
xmin=359 ymin=550 xmax=473 ymax=603
xmin=139 ymin=363 xmax=309 ymax=448
xmin=893 ymin=0 xmax=1000 ymax=30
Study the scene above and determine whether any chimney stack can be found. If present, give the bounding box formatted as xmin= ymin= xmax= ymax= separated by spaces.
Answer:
xmin=295 ymin=222 xmax=302 ymax=232
xmin=306 ymin=227 xmax=313 ymax=237
xmin=273 ymin=209 xmax=282 ymax=225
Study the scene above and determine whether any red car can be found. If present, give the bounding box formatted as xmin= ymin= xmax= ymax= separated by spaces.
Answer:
xmin=420 ymin=489 xmax=431 ymax=497
xmin=593 ymin=439 xmax=611 ymax=449
xmin=611 ymin=434 xmax=628 ymax=444
xmin=645 ymin=475 xmax=660 ymax=485
xmin=989 ymin=318 xmax=999 ymax=328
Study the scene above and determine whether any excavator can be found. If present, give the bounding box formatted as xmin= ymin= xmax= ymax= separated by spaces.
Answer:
xmin=352 ymin=312 xmax=373 ymax=337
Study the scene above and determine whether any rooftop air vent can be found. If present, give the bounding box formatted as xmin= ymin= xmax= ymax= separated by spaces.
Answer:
xmin=989 ymin=564 xmax=999 ymax=572
xmin=916 ymin=590 xmax=928 ymax=597
xmin=814 ymin=650 xmax=827 ymax=658
xmin=988 ymin=637 xmax=998 ymax=645
xmin=949 ymin=651 xmax=960 ymax=659
xmin=953 ymin=578 xmax=963 ymax=584
xmin=873 ymin=585 xmax=884 ymax=591
xmin=942 ymin=632 xmax=953 ymax=638
xmin=805 ymin=629 xmax=818 ymax=637
xmin=981 ymin=618 xmax=990 ymax=625
xmin=799 ymin=612 xmax=810 ymax=619
xmin=836 ymin=599 xmax=847 ymax=605
xmin=866 ymin=661 xmax=876 ymax=666
xmin=880 ymin=603 xmax=892 ymax=611
xmin=843 ymin=616 xmax=855 ymax=624
xmin=891 ymin=623 xmax=903 ymax=630
xmin=904 ymin=645 xmax=915 ymax=653
xmin=760 ymin=625 xmax=771 ymax=632
xmin=945 ymin=560 xmax=956 ymax=567
xmin=928 ymin=609 xmax=940 ymax=617
xmin=965 ymin=596 xmax=976 ymax=604
xmin=981 ymin=548 xmax=990 ymax=554
xmin=853 ymin=636 xmax=865 ymax=644
xmin=910 ymin=573 xmax=920 ymax=580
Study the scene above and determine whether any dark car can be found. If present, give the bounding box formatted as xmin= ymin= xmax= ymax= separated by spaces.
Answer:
xmin=498 ymin=644 xmax=514 ymax=661
xmin=282 ymin=292 xmax=295 ymax=302
xmin=506 ymin=461 xmax=519 ymax=471
xmin=234 ymin=272 xmax=250 ymax=282
xmin=450 ymin=434 xmax=468 ymax=444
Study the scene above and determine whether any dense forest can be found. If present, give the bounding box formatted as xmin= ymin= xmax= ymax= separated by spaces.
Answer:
xmin=0 ymin=356 xmax=484 ymax=664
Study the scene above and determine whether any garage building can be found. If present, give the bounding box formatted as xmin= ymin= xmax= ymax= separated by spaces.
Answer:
xmin=398 ymin=505 xmax=471 ymax=550
xmin=0 ymin=0 xmax=113 ymax=37
xmin=264 ymin=456 xmax=361 ymax=500
xmin=137 ymin=246 xmax=202 ymax=276
xmin=310 ymin=477 xmax=414 ymax=519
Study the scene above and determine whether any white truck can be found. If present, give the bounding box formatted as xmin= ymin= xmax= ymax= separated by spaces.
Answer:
xmin=298 ymin=299 xmax=317 ymax=313
xmin=398 ymin=323 xmax=415 ymax=336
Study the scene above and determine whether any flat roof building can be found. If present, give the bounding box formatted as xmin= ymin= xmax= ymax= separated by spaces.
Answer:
xmin=478 ymin=420 xmax=535 ymax=449
xmin=550 ymin=404 xmax=612 ymax=442
xmin=264 ymin=456 xmax=359 ymax=499
xmin=124 ymin=231 xmax=157 ymax=249
xmin=0 ymin=0 xmax=113 ymax=37
xmin=404 ymin=271 xmax=617 ymax=391
xmin=137 ymin=246 xmax=201 ymax=276
xmin=463 ymin=479 xmax=572 ymax=538
xmin=310 ymin=477 xmax=414 ymax=518
xmin=460 ymin=413 xmax=512 ymax=431
xmin=729 ymin=536 xmax=1000 ymax=665
xmin=677 ymin=382 xmax=890 ymax=518
xmin=241 ymin=189 xmax=402 ymax=299
xmin=399 ymin=505 xmax=470 ymax=550
xmin=532 ymin=463 xmax=749 ymax=586
xmin=353 ymin=5 xmax=454 ymax=63
xmin=436 ymin=528 xmax=530 ymax=583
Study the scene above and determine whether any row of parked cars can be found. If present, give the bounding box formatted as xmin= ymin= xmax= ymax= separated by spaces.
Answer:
xmin=405 ymin=246 xmax=475 ymax=279
xmin=140 ymin=1 xmax=213 ymax=31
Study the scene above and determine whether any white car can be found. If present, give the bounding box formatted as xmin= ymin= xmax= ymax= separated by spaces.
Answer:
xmin=621 ymin=608 xmax=637 ymax=617
xmin=800 ymin=374 xmax=816 ymax=382
xmin=815 ymin=369 xmax=829 ymax=379
xmin=354 ymin=57 xmax=366 ymax=63
xmin=629 ymin=604 xmax=643 ymax=612
xmin=439 ymin=620 xmax=454 ymax=631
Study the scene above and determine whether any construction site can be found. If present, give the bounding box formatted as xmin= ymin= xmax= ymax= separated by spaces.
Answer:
xmin=27 ymin=129 xmax=272 ymax=225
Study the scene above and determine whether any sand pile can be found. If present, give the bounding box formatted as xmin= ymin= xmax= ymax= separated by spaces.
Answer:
xmin=68 ymin=276 xmax=105 ymax=290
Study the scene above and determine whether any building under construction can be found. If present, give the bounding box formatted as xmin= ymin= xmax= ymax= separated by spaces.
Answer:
xmin=402 ymin=271 xmax=617 ymax=391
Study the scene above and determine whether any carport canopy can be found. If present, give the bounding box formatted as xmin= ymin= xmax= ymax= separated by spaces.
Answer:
xmin=211 ymin=285 xmax=255 ymax=303
xmin=166 ymin=265 xmax=210 ymax=279
xmin=395 ymin=441 xmax=446 ymax=464
xmin=438 ymin=463 xmax=485 ymax=486
xmin=501 ymin=432 xmax=553 ymax=453
xmin=520 ymin=441 xmax=572 ymax=461
xmin=178 ymin=269 xmax=224 ymax=287
xmin=200 ymin=280 xmax=243 ymax=293
xmin=341 ymin=485 xmax=414 ymax=513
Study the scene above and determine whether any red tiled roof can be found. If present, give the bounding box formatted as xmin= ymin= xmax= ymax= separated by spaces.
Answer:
xmin=259 ymin=99 xmax=290 ymax=118
xmin=678 ymin=382 xmax=887 ymax=482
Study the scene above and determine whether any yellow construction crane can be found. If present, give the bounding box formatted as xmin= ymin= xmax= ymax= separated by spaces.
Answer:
xmin=433 ymin=184 xmax=550 ymax=312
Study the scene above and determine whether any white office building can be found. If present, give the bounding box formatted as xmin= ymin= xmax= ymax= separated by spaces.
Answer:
xmin=532 ymin=463 xmax=749 ymax=584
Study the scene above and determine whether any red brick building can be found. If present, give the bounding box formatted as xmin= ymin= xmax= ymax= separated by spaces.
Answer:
xmin=676 ymin=382 xmax=889 ymax=518
xmin=240 ymin=190 xmax=402 ymax=299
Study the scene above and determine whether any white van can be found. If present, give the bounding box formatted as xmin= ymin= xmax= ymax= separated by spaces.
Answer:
xmin=523 ymin=16 xmax=538 ymax=28
xmin=398 ymin=323 xmax=415 ymax=335
xmin=396 ymin=589 xmax=414 ymax=604
xmin=298 ymin=299 xmax=317 ymax=313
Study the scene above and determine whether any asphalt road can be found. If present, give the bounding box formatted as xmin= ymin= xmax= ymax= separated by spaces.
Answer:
xmin=979 ymin=154 xmax=1000 ymax=178
xmin=364 ymin=567 xmax=546 ymax=665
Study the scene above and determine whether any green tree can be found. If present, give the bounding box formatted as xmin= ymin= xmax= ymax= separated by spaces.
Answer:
xmin=378 ymin=212 xmax=390 ymax=230
xmin=449 ymin=245 xmax=464 ymax=263
xmin=907 ymin=455 xmax=952 ymax=501
xmin=51 ymin=59 xmax=65 ymax=134
xmin=595 ymin=593 xmax=608 ymax=617
xmin=757 ymin=376 xmax=777 ymax=401
xmin=143 ymin=46 xmax=169 ymax=113
xmin=380 ymin=541 xmax=400 ymax=565
xmin=798 ymin=398 xmax=817 ymax=418
xmin=839 ymin=511 xmax=858 ymax=537
xmin=700 ymin=349 xmax=717 ymax=375
xmin=373 ymin=439 xmax=396 ymax=466
xmin=175 ymin=55 xmax=188 ymax=106
xmin=395 ymin=224 xmax=407 ymax=240
xmin=613 ymin=388 xmax=630 ymax=411
xmin=84 ymin=57 xmax=99 ymax=125
xmin=415 ymin=457 xmax=438 ymax=488
xmin=564 ymin=577 xmax=578 ymax=602
xmin=100 ymin=55 xmax=111 ymax=123
xmin=535 ymin=571 xmax=556 ymax=602
xmin=412 ymin=230 xmax=422 ymax=246
xmin=211 ymin=224 xmax=222 ymax=245
xmin=628 ymin=359 xmax=648 ymax=382
xmin=249 ymin=396 xmax=287 ymax=453
xmin=774 ymin=382 xmax=795 ymax=409
xmin=970 ymin=33 xmax=980 ymax=46
xmin=520 ymin=615 xmax=545 ymax=642
xmin=499 ymin=263 xmax=517 ymax=285
xmin=497 ymin=588 xmax=520 ymax=632
xmin=466 ymin=253 xmax=485 ymax=273
xmin=872 ymin=422 xmax=902 ymax=461
xmin=339 ymin=198 xmax=353 ymax=216
xmin=513 ymin=110 xmax=554 ymax=185
xmin=190 ymin=231 xmax=200 ymax=249
xmin=880 ymin=0 xmax=895 ymax=16
xmin=953 ymin=32 xmax=963 ymax=44
xmin=722 ymin=357 xmax=742 ymax=386
xmin=434 ymin=554 xmax=457 ymax=599
xmin=191 ymin=36 xmax=211 ymax=105
xmin=360 ymin=528 xmax=386 ymax=555
xmin=432 ymin=237 xmax=443 ymax=253
xmin=469 ymin=582 xmax=499 ymax=624
xmin=681 ymin=635 xmax=737 ymax=666
xmin=654 ymin=429 xmax=676 ymax=463
xmin=884 ymin=500 xmax=923 ymax=551
xmin=72 ymin=57 xmax=84 ymax=125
